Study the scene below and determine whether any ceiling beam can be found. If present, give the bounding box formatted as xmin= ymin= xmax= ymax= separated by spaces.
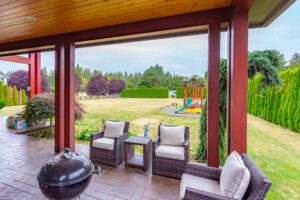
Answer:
xmin=0 ymin=55 xmax=31 ymax=64
xmin=0 ymin=7 xmax=230 ymax=55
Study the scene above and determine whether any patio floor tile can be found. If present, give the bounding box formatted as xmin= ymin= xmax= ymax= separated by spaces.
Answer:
xmin=0 ymin=129 xmax=180 ymax=200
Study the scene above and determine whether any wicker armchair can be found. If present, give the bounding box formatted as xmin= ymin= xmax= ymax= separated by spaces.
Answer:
xmin=90 ymin=121 xmax=129 ymax=167
xmin=181 ymin=154 xmax=271 ymax=200
xmin=152 ymin=124 xmax=189 ymax=179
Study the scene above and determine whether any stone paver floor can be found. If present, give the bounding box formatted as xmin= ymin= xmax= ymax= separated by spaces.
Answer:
xmin=0 ymin=129 xmax=180 ymax=200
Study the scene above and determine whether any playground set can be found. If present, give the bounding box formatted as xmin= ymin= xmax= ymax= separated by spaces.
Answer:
xmin=175 ymin=78 xmax=205 ymax=114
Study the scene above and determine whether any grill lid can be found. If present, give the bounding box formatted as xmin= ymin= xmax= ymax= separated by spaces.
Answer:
xmin=37 ymin=148 xmax=94 ymax=187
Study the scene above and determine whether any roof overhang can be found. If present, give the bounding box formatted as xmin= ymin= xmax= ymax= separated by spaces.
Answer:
xmin=249 ymin=0 xmax=296 ymax=27
xmin=0 ymin=0 xmax=296 ymax=56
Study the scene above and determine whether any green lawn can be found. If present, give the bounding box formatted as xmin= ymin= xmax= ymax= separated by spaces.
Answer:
xmin=247 ymin=114 xmax=300 ymax=199
xmin=0 ymin=98 xmax=299 ymax=199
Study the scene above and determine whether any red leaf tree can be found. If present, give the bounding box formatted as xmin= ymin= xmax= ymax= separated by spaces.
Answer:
xmin=8 ymin=70 xmax=50 ymax=93
xmin=86 ymin=75 xmax=108 ymax=96
xmin=108 ymin=80 xmax=126 ymax=95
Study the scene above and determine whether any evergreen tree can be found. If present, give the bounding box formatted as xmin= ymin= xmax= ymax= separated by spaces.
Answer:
xmin=247 ymin=80 xmax=253 ymax=112
xmin=197 ymin=59 xmax=227 ymax=165
xmin=272 ymin=89 xmax=281 ymax=124
xmin=289 ymin=53 xmax=300 ymax=67
xmin=3 ymin=84 xmax=9 ymax=105
xmin=281 ymin=72 xmax=292 ymax=127
xmin=266 ymin=88 xmax=275 ymax=121
xmin=0 ymin=82 xmax=4 ymax=102
xmin=287 ymin=68 xmax=300 ymax=130
xmin=22 ymin=89 xmax=27 ymax=104
xmin=13 ymin=86 xmax=18 ymax=105
xmin=294 ymin=89 xmax=300 ymax=132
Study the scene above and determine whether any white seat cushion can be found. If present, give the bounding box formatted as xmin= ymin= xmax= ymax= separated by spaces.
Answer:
xmin=180 ymin=173 xmax=222 ymax=199
xmin=220 ymin=151 xmax=251 ymax=200
xmin=160 ymin=125 xmax=185 ymax=146
xmin=155 ymin=145 xmax=184 ymax=160
xmin=92 ymin=137 xmax=115 ymax=150
xmin=103 ymin=121 xmax=125 ymax=138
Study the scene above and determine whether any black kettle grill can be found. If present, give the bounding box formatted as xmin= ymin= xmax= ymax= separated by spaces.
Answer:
xmin=37 ymin=148 xmax=94 ymax=199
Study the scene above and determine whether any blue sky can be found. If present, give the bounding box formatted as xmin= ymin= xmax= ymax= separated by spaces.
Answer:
xmin=1 ymin=1 xmax=299 ymax=77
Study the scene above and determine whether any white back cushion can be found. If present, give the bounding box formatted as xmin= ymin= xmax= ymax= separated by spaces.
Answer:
xmin=160 ymin=125 xmax=185 ymax=146
xmin=220 ymin=151 xmax=251 ymax=200
xmin=103 ymin=121 xmax=125 ymax=138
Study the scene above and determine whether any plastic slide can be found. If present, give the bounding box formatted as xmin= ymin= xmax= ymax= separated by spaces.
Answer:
xmin=175 ymin=98 xmax=192 ymax=113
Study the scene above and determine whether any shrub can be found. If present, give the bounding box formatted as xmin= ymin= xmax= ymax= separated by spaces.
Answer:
xmin=23 ymin=94 xmax=55 ymax=126
xmin=77 ymin=128 xmax=98 ymax=141
xmin=0 ymin=101 xmax=5 ymax=109
xmin=86 ymin=75 xmax=108 ymax=96
xmin=13 ymin=86 xmax=18 ymax=105
xmin=128 ymin=132 xmax=138 ymax=137
xmin=7 ymin=70 xmax=50 ymax=93
xmin=121 ymin=87 xmax=168 ymax=98
xmin=23 ymin=94 xmax=84 ymax=126
xmin=108 ymin=80 xmax=126 ymax=95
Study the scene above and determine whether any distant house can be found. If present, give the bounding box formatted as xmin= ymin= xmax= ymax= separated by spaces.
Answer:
xmin=0 ymin=71 xmax=8 ymax=84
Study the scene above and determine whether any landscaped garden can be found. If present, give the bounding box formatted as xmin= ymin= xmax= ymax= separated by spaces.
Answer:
xmin=0 ymin=97 xmax=299 ymax=199
xmin=0 ymin=50 xmax=300 ymax=199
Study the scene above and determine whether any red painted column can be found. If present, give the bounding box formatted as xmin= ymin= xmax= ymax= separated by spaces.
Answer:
xmin=64 ymin=43 xmax=76 ymax=151
xmin=226 ymin=23 xmax=232 ymax=156
xmin=35 ymin=53 xmax=42 ymax=94
xmin=28 ymin=53 xmax=41 ymax=97
xmin=228 ymin=10 xmax=248 ymax=154
xmin=55 ymin=44 xmax=65 ymax=153
xmin=28 ymin=53 xmax=36 ymax=97
xmin=207 ymin=22 xmax=221 ymax=167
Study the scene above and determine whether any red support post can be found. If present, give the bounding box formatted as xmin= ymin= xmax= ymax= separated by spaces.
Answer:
xmin=226 ymin=23 xmax=232 ymax=156
xmin=55 ymin=44 xmax=65 ymax=153
xmin=28 ymin=53 xmax=36 ymax=97
xmin=228 ymin=10 xmax=248 ymax=154
xmin=35 ymin=53 xmax=42 ymax=94
xmin=64 ymin=43 xmax=76 ymax=151
xmin=207 ymin=22 xmax=221 ymax=167
xmin=28 ymin=53 xmax=42 ymax=97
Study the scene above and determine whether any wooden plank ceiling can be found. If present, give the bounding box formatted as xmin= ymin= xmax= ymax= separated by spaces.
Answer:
xmin=0 ymin=0 xmax=232 ymax=44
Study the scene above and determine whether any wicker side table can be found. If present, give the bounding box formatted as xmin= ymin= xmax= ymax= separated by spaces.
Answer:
xmin=124 ymin=136 xmax=152 ymax=171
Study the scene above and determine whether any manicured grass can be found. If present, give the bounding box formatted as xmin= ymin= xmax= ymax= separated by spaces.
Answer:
xmin=1 ymin=98 xmax=299 ymax=199
xmin=75 ymin=98 xmax=200 ymax=159
xmin=0 ymin=105 xmax=24 ymax=116
xmin=247 ymin=114 xmax=300 ymax=199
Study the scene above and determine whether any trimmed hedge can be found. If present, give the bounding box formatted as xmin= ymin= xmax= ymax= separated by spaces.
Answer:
xmin=121 ymin=87 xmax=168 ymax=98
xmin=248 ymin=66 xmax=300 ymax=133
xmin=176 ymin=87 xmax=184 ymax=98
xmin=176 ymin=87 xmax=207 ymax=99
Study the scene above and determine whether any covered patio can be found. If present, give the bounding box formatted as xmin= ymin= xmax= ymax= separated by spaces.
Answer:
xmin=0 ymin=0 xmax=295 ymax=199
xmin=0 ymin=130 xmax=180 ymax=200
